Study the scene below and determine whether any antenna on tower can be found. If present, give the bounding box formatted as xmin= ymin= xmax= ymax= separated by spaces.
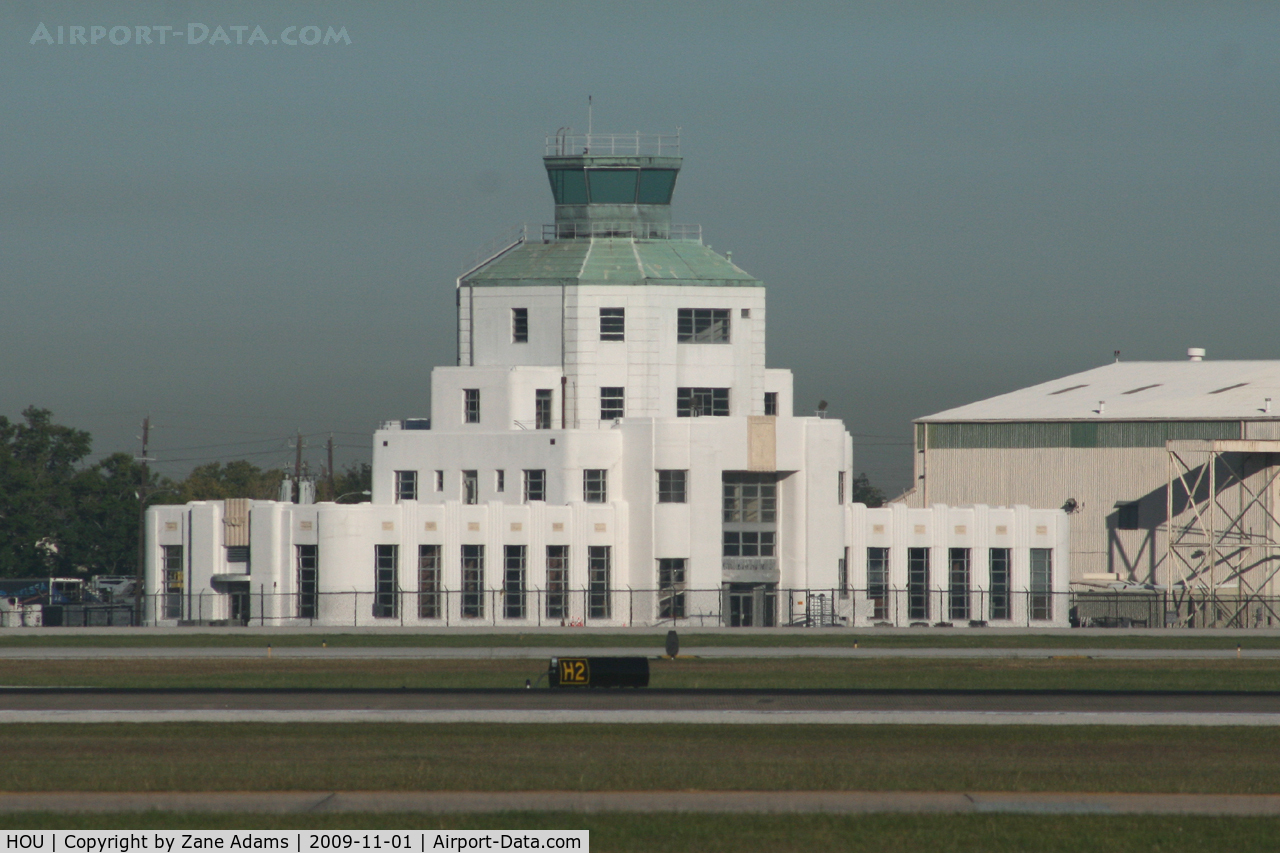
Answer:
xmin=588 ymin=95 xmax=593 ymax=135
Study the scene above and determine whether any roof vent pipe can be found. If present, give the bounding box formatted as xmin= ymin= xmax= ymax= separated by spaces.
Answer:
xmin=1097 ymin=400 xmax=1106 ymax=415
xmin=1188 ymin=347 xmax=1206 ymax=362
xmin=1267 ymin=398 xmax=1273 ymax=414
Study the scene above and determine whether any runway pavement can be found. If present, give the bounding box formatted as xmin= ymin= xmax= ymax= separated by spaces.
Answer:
xmin=2 ymin=687 xmax=1278 ymax=725
xmin=2 ymin=790 xmax=1280 ymax=815
xmin=0 ymin=645 xmax=1276 ymax=659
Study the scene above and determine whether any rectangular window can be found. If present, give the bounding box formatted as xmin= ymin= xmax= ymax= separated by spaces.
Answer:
xmin=600 ymin=387 xmax=625 ymax=420
xmin=722 ymin=531 xmax=776 ymax=557
xmin=546 ymin=545 xmax=569 ymax=620
xmin=838 ymin=550 xmax=849 ymax=599
xmin=867 ymin=547 xmax=889 ymax=620
xmin=297 ymin=545 xmax=317 ymax=619
xmin=462 ymin=470 xmax=478 ymax=505
xmin=226 ymin=546 xmax=249 ymax=564
xmin=677 ymin=387 xmax=730 ymax=417
xmin=764 ymin=392 xmax=778 ymax=416
xmin=838 ymin=471 xmax=846 ymax=504
xmin=462 ymin=544 xmax=484 ymax=619
xmin=1031 ymin=548 xmax=1053 ymax=620
xmin=535 ymin=389 xmax=553 ymax=429
xmin=1117 ymin=502 xmax=1140 ymax=530
xmin=496 ymin=470 xmax=505 ymax=493
xmin=657 ymin=470 xmax=687 ymax=503
xmin=163 ymin=544 xmax=184 ymax=620
xmin=418 ymin=545 xmax=441 ymax=619
xmin=435 ymin=470 xmax=444 ymax=492
xmin=658 ymin=558 xmax=686 ymax=619
xmin=908 ymin=547 xmax=930 ymax=621
xmin=600 ymin=307 xmax=625 ymax=341
xmin=989 ymin=548 xmax=1011 ymax=620
xmin=373 ymin=544 xmax=398 ymax=619
xmin=512 ymin=308 xmax=528 ymax=343
xmin=723 ymin=478 xmax=777 ymax=523
xmin=948 ymin=548 xmax=970 ymax=621
xmin=395 ymin=470 xmax=417 ymax=502
xmin=677 ymin=308 xmax=730 ymax=343
xmin=588 ymin=545 xmax=611 ymax=619
xmin=524 ymin=469 xmax=546 ymax=502
xmin=584 ymin=469 xmax=607 ymax=503
xmin=463 ymin=389 xmax=480 ymax=424
xmin=504 ymin=545 xmax=526 ymax=619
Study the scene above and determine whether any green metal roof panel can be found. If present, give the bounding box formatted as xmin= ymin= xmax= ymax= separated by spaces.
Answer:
xmin=463 ymin=239 xmax=760 ymax=287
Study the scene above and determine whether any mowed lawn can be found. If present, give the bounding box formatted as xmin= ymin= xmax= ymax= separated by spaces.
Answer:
xmin=2 ymin=724 xmax=1278 ymax=794
xmin=2 ymin=656 xmax=1280 ymax=690
xmin=2 ymin=813 xmax=1279 ymax=853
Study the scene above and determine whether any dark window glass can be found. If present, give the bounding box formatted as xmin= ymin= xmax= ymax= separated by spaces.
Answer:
xmin=535 ymin=389 xmax=553 ymax=429
xmin=588 ymin=545 xmax=611 ymax=618
xmin=908 ymin=547 xmax=929 ymax=621
xmin=373 ymin=544 xmax=398 ymax=619
xmin=990 ymin=548 xmax=1011 ymax=620
xmin=637 ymin=169 xmax=678 ymax=204
xmin=723 ymin=479 xmax=777 ymax=523
xmin=600 ymin=387 xmax=625 ymax=420
xmin=395 ymin=470 xmax=417 ymax=502
xmin=677 ymin=387 xmax=730 ymax=417
xmin=226 ymin=546 xmax=249 ymax=564
xmin=584 ymin=469 xmax=607 ymax=503
xmin=462 ymin=470 xmax=478 ymax=505
xmin=677 ymin=308 xmax=730 ymax=343
xmin=657 ymin=470 xmax=687 ymax=503
xmin=163 ymin=545 xmax=184 ymax=620
xmin=297 ymin=545 xmax=317 ymax=619
xmin=512 ymin=308 xmax=528 ymax=343
xmin=496 ymin=470 xmax=505 ymax=493
xmin=948 ymin=548 xmax=970 ymax=621
xmin=838 ymin=551 xmax=849 ymax=599
xmin=867 ymin=547 xmax=889 ymax=620
xmin=547 ymin=168 xmax=588 ymax=204
xmin=600 ymin=308 xmax=625 ymax=341
xmin=722 ymin=531 xmax=775 ymax=557
xmin=418 ymin=545 xmax=441 ymax=619
xmin=764 ymin=392 xmax=778 ymax=416
xmin=524 ymin=469 xmax=546 ymax=502
xmin=585 ymin=169 xmax=638 ymax=203
xmin=546 ymin=545 xmax=569 ymax=620
xmin=1031 ymin=548 xmax=1053 ymax=620
xmin=462 ymin=544 xmax=484 ymax=619
xmin=658 ymin=558 xmax=686 ymax=619
xmin=464 ymin=389 xmax=480 ymax=424
xmin=504 ymin=545 xmax=526 ymax=619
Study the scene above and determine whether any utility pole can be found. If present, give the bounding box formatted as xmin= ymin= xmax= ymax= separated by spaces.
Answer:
xmin=134 ymin=416 xmax=151 ymax=625
xmin=291 ymin=430 xmax=306 ymax=503
xmin=327 ymin=435 xmax=336 ymax=502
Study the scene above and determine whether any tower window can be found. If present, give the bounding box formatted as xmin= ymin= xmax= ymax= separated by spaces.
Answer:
xmin=657 ymin=470 xmax=687 ymax=503
xmin=764 ymin=392 xmax=778 ymax=416
xmin=463 ymin=389 xmax=480 ymax=424
xmin=600 ymin=387 xmax=625 ymax=420
xmin=600 ymin=308 xmax=625 ymax=341
xmin=584 ymin=469 xmax=608 ymax=503
xmin=523 ymin=469 xmax=546 ymax=502
xmin=677 ymin=309 xmax=730 ymax=343
xmin=677 ymin=387 xmax=729 ymax=417
xmin=512 ymin=308 xmax=528 ymax=343
xmin=395 ymin=470 xmax=418 ymax=502
xmin=535 ymin=389 xmax=553 ymax=429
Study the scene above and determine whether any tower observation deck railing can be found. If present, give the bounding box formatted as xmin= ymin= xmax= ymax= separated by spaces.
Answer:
xmin=543 ymin=221 xmax=701 ymax=242
xmin=545 ymin=131 xmax=680 ymax=157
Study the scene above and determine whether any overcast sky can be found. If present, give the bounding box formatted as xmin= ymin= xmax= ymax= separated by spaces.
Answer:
xmin=4 ymin=2 xmax=1279 ymax=492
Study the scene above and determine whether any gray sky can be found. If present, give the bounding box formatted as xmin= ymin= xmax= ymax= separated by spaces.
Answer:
xmin=4 ymin=2 xmax=1279 ymax=493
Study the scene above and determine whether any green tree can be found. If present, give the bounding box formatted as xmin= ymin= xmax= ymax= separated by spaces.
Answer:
xmin=173 ymin=460 xmax=285 ymax=502
xmin=331 ymin=462 xmax=372 ymax=502
xmin=0 ymin=407 xmax=93 ymax=577
xmin=849 ymin=472 xmax=887 ymax=508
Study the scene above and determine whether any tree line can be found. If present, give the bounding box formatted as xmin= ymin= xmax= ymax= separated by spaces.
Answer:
xmin=0 ymin=407 xmax=886 ymax=580
xmin=0 ymin=407 xmax=370 ymax=578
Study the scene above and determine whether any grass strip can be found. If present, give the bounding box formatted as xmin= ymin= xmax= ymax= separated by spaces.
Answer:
xmin=0 ymin=632 xmax=1277 ymax=649
xmin=0 ymin=724 xmax=1278 ymax=794
xmin=0 ymin=812 xmax=1278 ymax=852
xmin=3 ymin=657 xmax=1280 ymax=691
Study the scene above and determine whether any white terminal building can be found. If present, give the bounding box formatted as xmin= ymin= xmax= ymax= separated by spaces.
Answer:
xmin=146 ymin=131 xmax=1069 ymax=628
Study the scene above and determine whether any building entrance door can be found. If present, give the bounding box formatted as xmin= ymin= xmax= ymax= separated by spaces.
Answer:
xmin=227 ymin=585 xmax=250 ymax=626
xmin=725 ymin=583 xmax=777 ymax=627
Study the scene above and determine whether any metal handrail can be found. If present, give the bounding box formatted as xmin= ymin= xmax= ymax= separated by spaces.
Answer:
xmin=545 ymin=131 xmax=680 ymax=157
xmin=542 ymin=222 xmax=702 ymax=242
